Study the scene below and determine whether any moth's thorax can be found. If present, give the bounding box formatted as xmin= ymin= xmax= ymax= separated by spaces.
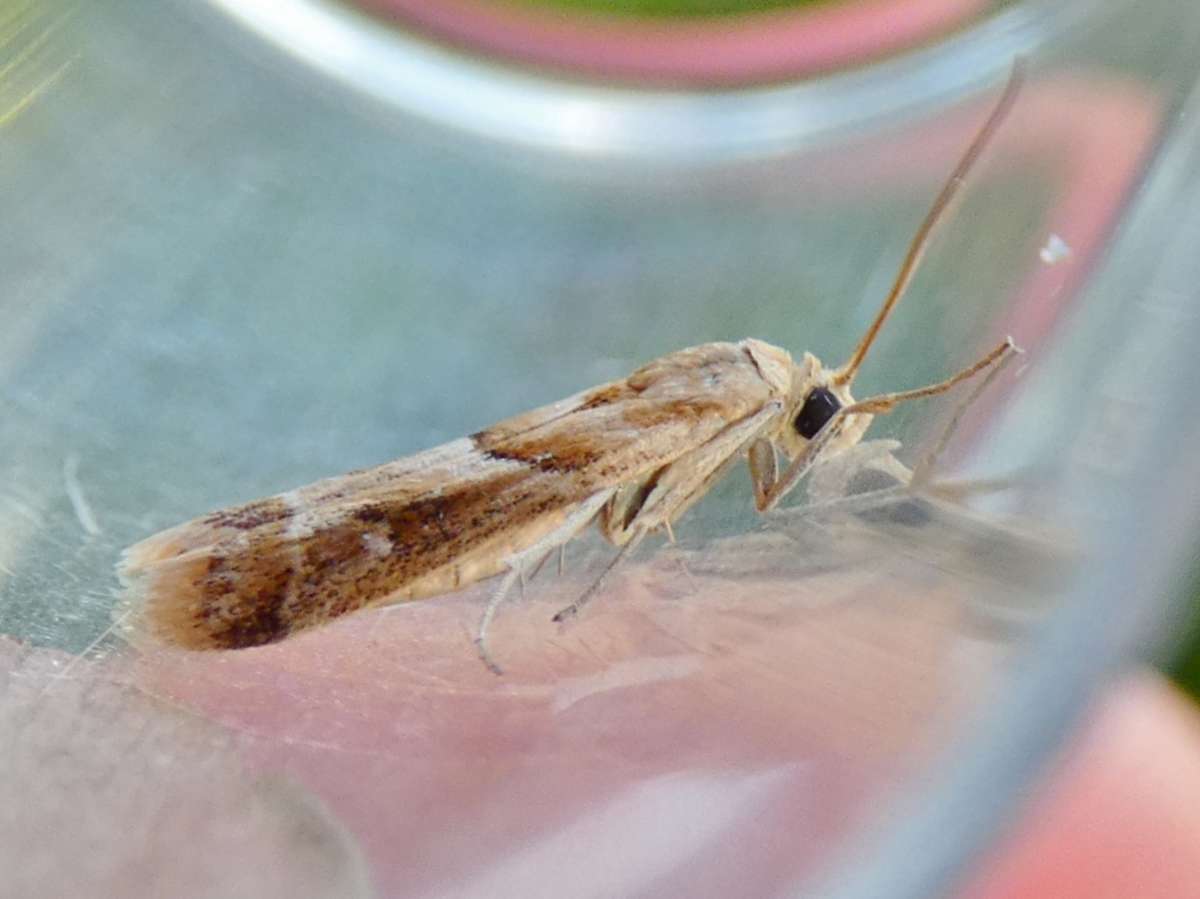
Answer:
xmin=774 ymin=350 xmax=873 ymax=460
xmin=740 ymin=338 xmax=794 ymax=396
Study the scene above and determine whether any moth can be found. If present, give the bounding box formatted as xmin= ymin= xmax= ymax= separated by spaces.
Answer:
xmin=119 ymin=66 xmax=1024 ymax=672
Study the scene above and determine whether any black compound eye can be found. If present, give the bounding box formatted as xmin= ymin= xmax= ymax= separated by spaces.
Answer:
xmin=793 ymin=386 xmax=841 ymax=439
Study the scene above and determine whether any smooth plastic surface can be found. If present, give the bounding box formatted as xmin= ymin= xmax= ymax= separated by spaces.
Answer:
xmin=3 ymin=1 xmax=1200 ymax=897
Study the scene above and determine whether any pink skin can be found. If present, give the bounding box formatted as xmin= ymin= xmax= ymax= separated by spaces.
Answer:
xmin=355 ymin=0 xmax=989 ymax=83
xmin=129 ymin=572 xmax=973 ymax=897
xmin=13 ymin=629 xmax=1199 ymax=897
xmin=960 ymin=674 xmax=1200 ymax=899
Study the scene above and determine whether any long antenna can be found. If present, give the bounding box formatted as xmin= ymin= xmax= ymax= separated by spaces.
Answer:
xmin=833 ymin=59 xmax=1025 ymax=387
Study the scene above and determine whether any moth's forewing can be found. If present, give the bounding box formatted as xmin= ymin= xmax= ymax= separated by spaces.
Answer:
xmin=120 ymin=341 xmax=790 ymax=651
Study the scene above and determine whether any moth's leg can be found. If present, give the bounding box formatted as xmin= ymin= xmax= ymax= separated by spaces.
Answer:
xmin=523 ymin=536 xmax=578 ymax=587
xmin=750 ymin=436 xmax=896 ymax=512
xmin=602 ymin=481 xmax=656 ymax=544
xmin=757 ymin=419 xmax=849 ymax=512
xmin=551 ymin=531 xmax=647 ymax=624
xmin=911 ymin=339 xmax=1021 ymax=486
xmin=805 ymin=439 xmax=910 ymax=506
xmin=475 ymin=567 xmax=523 ymax=675
xmin=843 ymin=338 xmax=1016 ymax=417
xmin=748 ymin=438 xmax=779 ymax=511
xmin=475 ymin=488 xmax=615 ymax=675
xmin=554 ymin=405 xmax=780 ymax=624
xmin=525 ymin=546 xmax=558 ymax=585
xmin=610 ymin=403 xmax=782 ymax=545
xmin=759 ymin=338 xmax=1017 ymax=512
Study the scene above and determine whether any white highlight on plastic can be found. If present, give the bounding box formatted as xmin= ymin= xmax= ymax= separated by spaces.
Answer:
xmin=428 ymin=766 xmax=806 ymax=899
xmin=1039 ymin=233 xmax=1072 ymax=264
xmin=63 ymin=454 xmax=101 ymax=536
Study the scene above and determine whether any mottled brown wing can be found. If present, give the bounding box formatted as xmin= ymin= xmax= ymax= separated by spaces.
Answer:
xmin=473 ymin=341 xmax=779 ymax=487
xmin=119 ymin=341 xmax=780 ymax=650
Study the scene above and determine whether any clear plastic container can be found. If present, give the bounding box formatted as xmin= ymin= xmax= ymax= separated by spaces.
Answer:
xmin=3 ymin=1 xmax=1200 ymax=897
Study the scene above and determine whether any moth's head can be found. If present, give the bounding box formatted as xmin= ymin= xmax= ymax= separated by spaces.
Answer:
xmin=779 ymin=352 xmax=873 ymax=461
xmin=767 ymin=62 xmax=1027 ymax=468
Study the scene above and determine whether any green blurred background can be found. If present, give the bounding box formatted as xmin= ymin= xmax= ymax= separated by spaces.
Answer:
xmin=510 ymin=0 xmax=827 ymax=17
xmin=1168 ymin=582 xmax=1200 ymax=699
